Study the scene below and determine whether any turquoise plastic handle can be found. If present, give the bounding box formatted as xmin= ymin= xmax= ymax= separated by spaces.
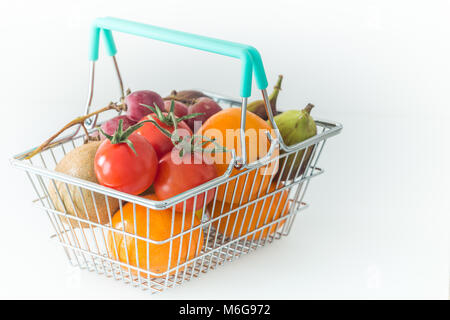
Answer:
xmin=89 ymin=17 xmax=268 ymax=97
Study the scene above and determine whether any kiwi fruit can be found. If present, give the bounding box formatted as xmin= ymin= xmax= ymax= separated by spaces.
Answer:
xmin=48 ymin=141 xmax=119 ymax=228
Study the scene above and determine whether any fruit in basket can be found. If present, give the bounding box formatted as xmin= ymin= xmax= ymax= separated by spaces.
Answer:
xmin=154 ymin=150 xmax=218 ymax=213
xmin=99 ymin=115 xmax=137 ymax=139
xmin=198 ymin=108 xmax=278 ymax=204
xmin=209 ymin=183 xmax=290 ymax=240
xmin=107 ymin=194 xmax=204 ymax=278
xmin=273 ymin=104 xmax=317 ymax=181
xmin=95 ymin=120 xmax=158 ymax=195
xmin=195 ymin=209 xmax=205 ymax=220
xmin=185 ymin=98 xmax=223 ymax=132
xmin=247 ymin=75 xmax=283 ymax=120
xmin=134 ymin=102 xmax=194 ymax=158
xmin=48 ymin=141 xmax=119 ymax=228
xmin=164 ymin=89 xmax=210 ymax=104
xmin=139 ymin=184 xmax=155 ymax=196
xmin=126 ymin=90 xmax=164 ymax=121
xmin=163 ymin=100 xmax=188 ymax=118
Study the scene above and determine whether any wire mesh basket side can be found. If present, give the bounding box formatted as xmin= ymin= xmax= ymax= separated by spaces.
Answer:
xmin=20 ymin=121 xmax=331 ymax=293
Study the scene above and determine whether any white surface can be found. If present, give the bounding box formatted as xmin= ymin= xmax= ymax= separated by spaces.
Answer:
xmin=0 ymin=0 xmax=449 ymax=299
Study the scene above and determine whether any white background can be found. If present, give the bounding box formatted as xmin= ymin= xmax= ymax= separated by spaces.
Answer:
xmin=0 ymin=0 xmax=449 ymax=299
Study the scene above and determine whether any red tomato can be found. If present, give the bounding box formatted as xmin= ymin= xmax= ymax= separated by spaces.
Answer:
xmin=94 ymin=133 xmax=158 ymax=195
xmin=135 ymin=112 xmax=192 ymax=159
xmin=154 ymin=151 xmax=217 ymax=212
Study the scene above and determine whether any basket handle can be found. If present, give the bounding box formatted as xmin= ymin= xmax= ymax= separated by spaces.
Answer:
xmin=89 ymin=17 xmax=268 ymax=97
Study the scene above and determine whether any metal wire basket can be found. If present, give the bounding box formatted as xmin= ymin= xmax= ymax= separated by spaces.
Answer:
xmin=10 ymin=17 xmax=342 ymax=294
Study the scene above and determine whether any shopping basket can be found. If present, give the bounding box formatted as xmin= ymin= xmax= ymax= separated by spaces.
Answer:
xmin=10 ymin=17 xmax=342 ymax=294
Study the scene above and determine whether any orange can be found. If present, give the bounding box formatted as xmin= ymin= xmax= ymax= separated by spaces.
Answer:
xmin=107 ymin=195 xmax=204 ymax=278
xmin=198 ymin=108 xmax=279 ymax=204
xmin=209 ymin=183 xmax=290 ymax=240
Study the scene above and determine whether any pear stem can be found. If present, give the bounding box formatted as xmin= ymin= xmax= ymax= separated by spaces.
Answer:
xmin=273 ymin=74 xmax=283 ymax=91
xmin=304 ymin=103 xmax=314 ymax=114
xmin=269 ymin=75 xmax=283 ymax=112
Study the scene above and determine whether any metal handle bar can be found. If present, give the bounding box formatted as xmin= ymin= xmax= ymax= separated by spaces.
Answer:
xmin=85 ymin=17 xmax=280 ymax=168
xmin=90 ymin=17 xmax=268 ymax=97
xmin=86 ymin=17 xmax=327 ymax=167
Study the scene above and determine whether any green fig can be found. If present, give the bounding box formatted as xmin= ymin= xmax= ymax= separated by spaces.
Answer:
xmin=272 ymin=103 xmax=317 ymax=181
xmin=247 ymin=75 xmax=283 ymax=120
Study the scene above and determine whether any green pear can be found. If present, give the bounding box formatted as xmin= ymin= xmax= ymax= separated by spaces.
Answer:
xmin=272 ymin=104 xmax=317 ymax=181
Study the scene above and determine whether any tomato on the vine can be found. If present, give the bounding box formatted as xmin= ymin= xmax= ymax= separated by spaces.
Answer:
xmin=134 ymin=101 xmax=201 ymax=159
xmin=135 ymin=113 xmax=191 ymax=159
xmin=95 ymin=120 xmax=158 ymax=195
xmin=153 ymin=150 xmax=217 ymax=213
